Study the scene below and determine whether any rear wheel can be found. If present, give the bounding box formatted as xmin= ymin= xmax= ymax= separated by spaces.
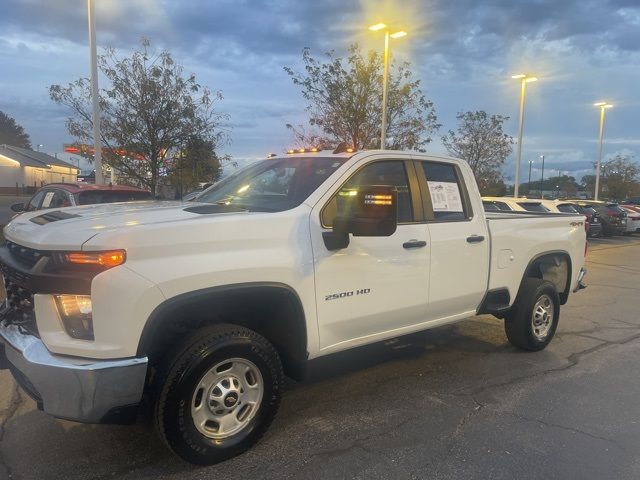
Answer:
xmin=505 ymin=278 xmax=559 ymax=351
xmin=154 ymin=324 xmax=283 ymax=465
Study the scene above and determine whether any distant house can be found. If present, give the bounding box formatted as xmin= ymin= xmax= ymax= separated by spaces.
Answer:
xmin=0 ymin=144 xmax=80 ymax=194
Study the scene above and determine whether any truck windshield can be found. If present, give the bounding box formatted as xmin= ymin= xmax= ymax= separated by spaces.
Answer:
xmin=196 ymin=157 xmax=346 ymax=212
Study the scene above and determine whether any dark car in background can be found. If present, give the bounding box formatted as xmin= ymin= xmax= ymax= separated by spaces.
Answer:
xmin=578 ymin=202 xmax=627 ymax=236
xmin=561 ymin=203 xmax=603 ymax=237
xmin=10 ymin=183 xmax=152 ymax=215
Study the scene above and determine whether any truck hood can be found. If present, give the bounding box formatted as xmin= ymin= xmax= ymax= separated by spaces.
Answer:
xmin=3 ymin=201 xmax=249 ymax=250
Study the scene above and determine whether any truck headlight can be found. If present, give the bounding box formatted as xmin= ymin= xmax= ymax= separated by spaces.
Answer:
xmin=54 ymin=295 xmax=94 ymax=340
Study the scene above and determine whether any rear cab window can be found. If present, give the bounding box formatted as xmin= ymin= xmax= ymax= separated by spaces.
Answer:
xmin=77 ymin=190 xmax=152 ymax=205
xmin=419 ymin=161 xmax=470 ymax=221
xmin=483 ymin=200 xmax=513 ymax=211
xmin=556 ymin=204 xmax=579 ymax=214
xmin=517 ymin=202 xmax=549 ymax=213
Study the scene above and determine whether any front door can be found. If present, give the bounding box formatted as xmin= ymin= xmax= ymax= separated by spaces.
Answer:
xmin=310 ymin=158 xmax=430 ymax=352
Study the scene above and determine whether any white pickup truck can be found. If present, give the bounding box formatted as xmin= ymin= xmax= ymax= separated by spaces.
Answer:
xmin=0 ymin=149 xmax=587 ymax=464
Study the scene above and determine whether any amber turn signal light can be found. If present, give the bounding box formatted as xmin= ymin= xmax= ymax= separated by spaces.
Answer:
xmin=65 ymin=250 xmax=126 ymax=268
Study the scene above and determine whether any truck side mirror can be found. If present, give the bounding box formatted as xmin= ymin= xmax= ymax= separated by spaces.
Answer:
xmin=323 ymin=186 xmax=398 ymax=251
xmin=10 ymin=203 xmax=25 ymax=212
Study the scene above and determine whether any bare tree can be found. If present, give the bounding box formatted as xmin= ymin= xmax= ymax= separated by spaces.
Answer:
xmin=50 ymin=39 xmax=229 ymax=195
xmin=284 ymin=45 xmax=440 ymax=151
xmin=442 ymin=111 xmax=513 ymax=193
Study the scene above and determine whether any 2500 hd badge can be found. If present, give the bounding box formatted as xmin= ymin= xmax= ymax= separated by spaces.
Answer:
xmin=325 ymin=288 xmax=371 ymax=301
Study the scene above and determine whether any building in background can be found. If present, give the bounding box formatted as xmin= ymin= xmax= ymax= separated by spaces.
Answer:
xmin=0 ymin=144 xmax=79 ymax=194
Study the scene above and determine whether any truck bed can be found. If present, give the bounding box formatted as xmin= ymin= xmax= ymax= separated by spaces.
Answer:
xmin=485 ymin=211 xmax=586 ymax=302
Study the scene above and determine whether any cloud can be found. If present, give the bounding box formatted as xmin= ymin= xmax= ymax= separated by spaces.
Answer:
xmin=0 ymin=0 xmax=638 ymax=164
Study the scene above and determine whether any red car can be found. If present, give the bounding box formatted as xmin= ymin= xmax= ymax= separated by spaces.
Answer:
xmin=10 ymin=183 xmax=152 ymax=214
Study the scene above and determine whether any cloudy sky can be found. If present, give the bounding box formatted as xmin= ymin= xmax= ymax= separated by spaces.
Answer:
xmin=0 ymin=0 xmax=638 ymax=182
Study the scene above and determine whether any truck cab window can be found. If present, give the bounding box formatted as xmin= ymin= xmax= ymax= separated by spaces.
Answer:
xmin=420 ymin=162 xmax=469 ymax=221
xmin=322 ymin=161 xmax=413 ymax=227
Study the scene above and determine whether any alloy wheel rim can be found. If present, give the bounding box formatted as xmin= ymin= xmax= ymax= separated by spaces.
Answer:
xmin=191 ymin=358 xmax=264 ymax=439
xmin=531 ymin=294 xmax=554 ymax=340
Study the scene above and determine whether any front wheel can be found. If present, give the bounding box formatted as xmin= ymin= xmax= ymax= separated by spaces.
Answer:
xmin=505 ymin=278 xmax=560 ymax=351
xmin=154 ymin=324 xmax=283 ymax=465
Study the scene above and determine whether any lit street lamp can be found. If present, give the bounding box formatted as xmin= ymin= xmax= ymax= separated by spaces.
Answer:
xmin=88 ymin=0 xmax=103 ymax=184
xmin=512 ymin=73 xmax=538 ymax=198
xmin=369 ymin=23 xmax=407 ymax=149
xmin=593 ymin=101 xmax=613 ymax=201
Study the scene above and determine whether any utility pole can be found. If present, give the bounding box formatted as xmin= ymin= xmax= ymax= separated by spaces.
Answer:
xmin=511 ymin=74 xmax=538 ymax=197
xmin=539 ymin=155 xmax=545 ymax=197
xmin=593 ymin=102 xmax=612 ymax=201
xmin=88 ymin=0 xmax=103 ymax=184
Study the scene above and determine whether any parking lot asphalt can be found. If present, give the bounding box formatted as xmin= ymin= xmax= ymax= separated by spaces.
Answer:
xmin=1 ymin=235 xmax=640 ymax=479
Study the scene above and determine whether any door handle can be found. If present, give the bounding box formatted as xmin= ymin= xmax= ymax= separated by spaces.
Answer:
xmin=466 ymin=235 xmax=485 ymax=243
xmin=403 ymin=240 xmax=427 ymax=249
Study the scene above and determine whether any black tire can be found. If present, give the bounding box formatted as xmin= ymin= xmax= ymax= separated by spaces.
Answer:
xmin=505 ymin=278 xmax=560 ymax=351
xmin=153 ymin=324 xmax=283 ymax=465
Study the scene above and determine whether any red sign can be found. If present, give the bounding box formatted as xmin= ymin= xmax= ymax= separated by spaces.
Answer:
xmin=63 ymin=144 xmax=147 ymax=161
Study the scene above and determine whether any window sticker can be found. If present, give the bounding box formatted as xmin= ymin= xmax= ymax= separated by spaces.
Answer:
xmin=428 ymin=181 xmax=463 ymax=212
xmin=41 ymin=191 xmax=55 ymax=208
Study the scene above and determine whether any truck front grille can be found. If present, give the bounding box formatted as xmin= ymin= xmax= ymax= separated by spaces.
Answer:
xmin=1 ymin=273 xmax=39 ymax=338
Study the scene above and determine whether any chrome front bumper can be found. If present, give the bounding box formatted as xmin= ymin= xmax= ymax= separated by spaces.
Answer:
xmin=0 ymin=322 xmax=148 ymax=423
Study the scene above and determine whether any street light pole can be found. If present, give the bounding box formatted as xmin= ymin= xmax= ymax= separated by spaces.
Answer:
xmin=512 ymin=74 xmax=538 ymax=198
xmin=528 ymin=160 xmax=533 ymax=194
xmin=88 ymin=0 xmax=103 ymax=184
xmin=539 ymin=154 xmax=545 ymax=196
xmin=369 ymin=24 xmax=407 ymax=149
xmin=593 ymin=102 xmax=612 ymax=201
xmin=381 ymin=31 xmax=390 ymax=149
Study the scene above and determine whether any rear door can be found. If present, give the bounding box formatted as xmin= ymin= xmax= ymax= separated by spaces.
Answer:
xmin=414 ymin=159 xmax=490 ymax=319
xmin=311 ymin=156 xmax=431 ymax=350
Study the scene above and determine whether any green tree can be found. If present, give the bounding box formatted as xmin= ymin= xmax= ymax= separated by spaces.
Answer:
xmin=581 ymin=174 xmax=596 ymax=195
xmin=50 ymin=39 xmax=229 ymax=195
xmin=168 ymin=136 xmax=224 ymax=197
xmin=522 ymin=175 xmax=579 ymax=197
xmin=441 ymin=111 xmax=513 ymax=193
xmin=284 ymin=45 xmax=440 ymax=151
xmin=598 ymin=154 xmax=639 ymax=200
xmin=0 ymin=111 xmax=31 ymax=149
